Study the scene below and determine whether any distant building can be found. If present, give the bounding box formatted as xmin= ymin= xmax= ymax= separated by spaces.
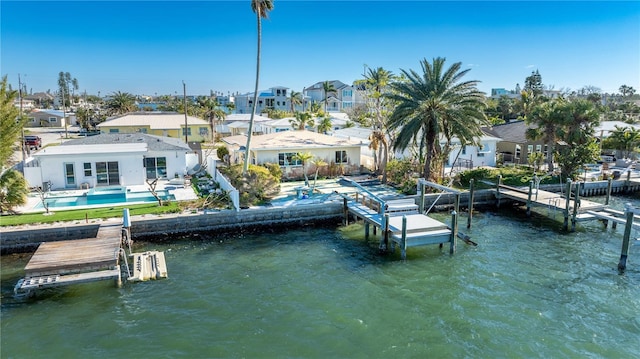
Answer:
xmin=304 ymin=80 xmax=363 ymax=112
xmin=97 ymin=112 xmax=211 ymax=142
xmin=234 ymin=86 xmax=290 ymax=114
xmin=26 ymin=109 xmax=67 ymax=128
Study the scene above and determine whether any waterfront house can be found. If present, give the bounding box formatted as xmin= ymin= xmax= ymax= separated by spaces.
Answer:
xmin=484 ymin=121 xmax=547 ymax=165
xmin=222 ymin=130 xmax=362 ymax=180
xmin=97 ymin=112 xmax=211 ymax=142
xmin=23 ymin=133 xmax=197 ymax=190
xmin=223 ymin=113 xmax=272 ymax=136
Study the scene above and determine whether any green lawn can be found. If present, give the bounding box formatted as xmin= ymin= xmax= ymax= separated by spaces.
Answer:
xmin=0 ymin=202 xmax=182 ymax=227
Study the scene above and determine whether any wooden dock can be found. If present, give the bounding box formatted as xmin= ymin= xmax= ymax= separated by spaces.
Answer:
xmin=14 ymin=224 xmax=123 ymax=296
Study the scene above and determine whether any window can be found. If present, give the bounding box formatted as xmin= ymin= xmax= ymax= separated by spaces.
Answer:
xmin=343 ymin=102 xmax=353 ymax=109
xmin=335 ymin=150 xmax=348 ymax=164
xmin=182 ymin=127 xmax=192 ymax=136
xmin=278 ymin=153 xmax=301 ymax=166
xmin=64 ymin=163 xmax=75 ymax=186
xmin=199 ymin=127 xmax=209 ymax=136
xmin=29 ymin=117 xmax=35 ymax=123
xmin=342 ymin=90 xmax=352 ymax=97
xmin=136 ymin=128 xmax=147 ymax=133
xmin=144 ymin=157 xmax=167 ymax=179
xmin=477 ymin=144 xmax=485 ymax=157
xmin=109 ymin=129 xmax=120 ymax=133
xmin=96 ymin=161 xmax=119 ymax=185
xmin=83 ymin=162 xmax=92 ymax=176
xmin=544 ymin=145 xmax=549 ymax=158
xmin=527 ymin=145 xmax=534 ymax=153
xmin=462 ymin=146 xmax=467 ymax=155
xmin=515 ymin=145 xmax=521 ymax=159
xmin=49 ymin=117 xmax=57 ymax=123
xmin=536 ymin=144 xmax=542 ymax=152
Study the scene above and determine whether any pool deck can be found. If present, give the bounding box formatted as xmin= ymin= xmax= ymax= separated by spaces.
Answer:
xmin=16 ymin=180 xmax=199 ymax=214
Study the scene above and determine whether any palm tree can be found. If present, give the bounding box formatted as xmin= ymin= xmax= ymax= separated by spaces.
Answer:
xmin=292 ymin=151 xmax=313 ymax=186
xmin=316 ymin=116 xmax=332 ymax=134
xmin=105 ymin=91 xmax=137 ymax=116
xmin=322 ymin=81 xmax=336 ymax=113
xmin=289 ymin=111 xmax=314 ymax=130
xmin=198 ymin=96 xmax=226 ymax=142
xmin=369 ymin=130 xmax=389 ymax=183
xmin=606 ymin=125 xmax=640 ymax=159
xmin=310 ymin=157 xmax=328 ymax=192
xmin=243 ymin=0 xmax=274 ymax=175
xmin=290 ymin=91 xmax=302 ymax=113
xmin=386 ymin=57 xmax=487 ymax=182
xmin=526 ymin=99 xmax=564 ymax=172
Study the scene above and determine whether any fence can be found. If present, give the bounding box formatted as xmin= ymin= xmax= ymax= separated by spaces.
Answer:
xmin=206 ymin=156 xmax=240 ymax=212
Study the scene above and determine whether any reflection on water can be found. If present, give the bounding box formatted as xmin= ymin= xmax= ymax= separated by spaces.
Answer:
xmin=2 ymin=196 xmax=640 ymax=358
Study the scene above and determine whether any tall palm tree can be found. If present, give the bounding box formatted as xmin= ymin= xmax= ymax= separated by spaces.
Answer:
xmin=289 ymin=91 xmax=302 ymax=113
xmin=322 ymin=81 xmax=336 ymax=113
xmin=363 ymin=67 xmax=393 ymax=182
xmin=105 ymin=91 xmax=137 ymax=116
xmin=526 ymin=99 xmax=564 ymax=172
xmin=243 ymin=0 xmax=274 ymax=175
xmin=386 ymin=57 xmax=487 ymax=182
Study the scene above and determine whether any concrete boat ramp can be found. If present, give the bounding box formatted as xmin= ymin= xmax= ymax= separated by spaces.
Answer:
xmin=14 ymin=210 xmax=168 ymax=298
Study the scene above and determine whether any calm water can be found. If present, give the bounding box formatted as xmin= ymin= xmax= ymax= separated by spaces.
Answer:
xmin=2 ymin=196 xmax=640 ymax=358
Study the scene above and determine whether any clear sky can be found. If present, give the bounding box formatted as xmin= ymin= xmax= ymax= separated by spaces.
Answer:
xmin=2 ymin=1 xmax=639 ymax=97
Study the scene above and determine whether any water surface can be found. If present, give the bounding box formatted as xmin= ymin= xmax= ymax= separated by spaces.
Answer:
xmin=2 ymin=196 xmax=639 ymax=358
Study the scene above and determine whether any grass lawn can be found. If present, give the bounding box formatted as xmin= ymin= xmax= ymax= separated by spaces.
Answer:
xmin=0 ymin=202 xmax=182 ymax=228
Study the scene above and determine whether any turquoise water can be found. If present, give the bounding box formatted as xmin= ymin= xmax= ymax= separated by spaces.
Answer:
xmin=36 ymin=189 xmax=175 ymax=209
xmin=2 ymin=195 xmax=640 ymax=358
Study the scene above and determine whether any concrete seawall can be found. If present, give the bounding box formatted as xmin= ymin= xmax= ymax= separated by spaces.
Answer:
xmin=0 ymin=189 xmax=518 ymax=254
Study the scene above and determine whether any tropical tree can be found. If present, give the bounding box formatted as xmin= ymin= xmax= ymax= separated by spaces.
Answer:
xmin=316 ymin=116 xmax=332 ymax=134
xmin=619 ymin=85 xmax=636 ymax=97
xmin=525 ymin=99 xmax=564 ymax=172
xmin=0 ymin=76 xmax=28 ymax=213
xmin=197 ymin=96 xmax=226 ymax=142
xmin=57 ymin=71 xmax=77 ymax=108
xmin=310 ymin=157 xmax=328 ymax=192
xmin=292 ymin=152 xmax=313 ymax=186
xmin=369 ymin=130 xmax=389 ymax=183
xmin=289 ymin=111 xmax=314 ymax=130
xmin=105 ymin=91 xmax=137 ymax=116
xmin=386 ymin=57 xmax=487 ymax=182
xmin=322 ymin=81 xmax=336 ymax=113
xmin=602 ymin=125 xmax=640 ymax=159
xmin=243 ymin=0 xmax=274 ymax=175
xmin=289 ymin=91 xmax=302 ymax=113
xmin=524 ymin=70 xmax=543 ymax=97
xmin=75 ymin=107 xmax=92 ymax=130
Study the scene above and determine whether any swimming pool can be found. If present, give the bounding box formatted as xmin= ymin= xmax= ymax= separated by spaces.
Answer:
xmin=35 ymin=187 xmax=176 ymax=209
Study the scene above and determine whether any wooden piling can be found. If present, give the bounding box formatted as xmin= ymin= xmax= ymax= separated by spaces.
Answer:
xmin=496 ymin=175 xmax=502 ymax=208
xmin=364 ymin=222 xmax=369 ymax=242
xmin=450 ymin=210 xmax=458 ymax=254
xmin=571 ymin=182 xmax=581 ymax=232
xmin=618 ymin=204 xmax=634 ymax=272
xmin=343 ymin=197 xmax=348 ymax=225
xmin=467 ymin=179 xmax=475 ymax=229
xmin=526 ymin=180 xmax=533 ymax=217
xmin=563 ymin=179 xmax=572 ymax=231
xmin=401 ymin=215 xmax=408 ymax=260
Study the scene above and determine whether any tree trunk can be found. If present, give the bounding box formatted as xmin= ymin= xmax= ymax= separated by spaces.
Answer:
xmin=243 ymin=14 xmax=262 ymax=175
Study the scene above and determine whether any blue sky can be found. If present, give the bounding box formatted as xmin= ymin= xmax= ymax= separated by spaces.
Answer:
xmin=2 ymin=1 xmax=639 ymax=97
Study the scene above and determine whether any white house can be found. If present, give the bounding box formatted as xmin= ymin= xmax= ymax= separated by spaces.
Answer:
xmin=445 ymin=132 xmax=502 ymax=171
xmin=304 ymin=80 xmax=364 ymax=112
xmin=234 ymin=86 xmax=290 ymax=114
xmin=23 ymin=134 xmax=197 ymax=190
xmin=222 ymin=130 xmax=362 ymax=180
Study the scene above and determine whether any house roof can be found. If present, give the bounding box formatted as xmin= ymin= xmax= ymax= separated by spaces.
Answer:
xmin=333 ymin=127 xmax=373 ymax=142
xmin=595 ymin=121 xmax=640 ymax=137
xmin=224 ymin=113 xmax=272 ymax=123
xmin=29 ymin=109 xmax=65 ymax=117
xmin=484 ymin=121 xmax=534 ymax=143
xmin=35 ymin=143 xmax=148 ymax=156
xmin=97 ymin=112 xmax=208 ymax=129
xmin=61 ymin=133 xmax=191 ymax=151
xmin=223 ymin=130 xmax=362 ymax=151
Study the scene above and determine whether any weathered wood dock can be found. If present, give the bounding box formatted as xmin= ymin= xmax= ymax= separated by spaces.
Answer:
xmin=14 ymin=224 xmax=124 ymax=296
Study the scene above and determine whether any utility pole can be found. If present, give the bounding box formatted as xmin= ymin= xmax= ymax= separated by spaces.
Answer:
xmin=183 ymin=81 xmax=188 ymax=143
